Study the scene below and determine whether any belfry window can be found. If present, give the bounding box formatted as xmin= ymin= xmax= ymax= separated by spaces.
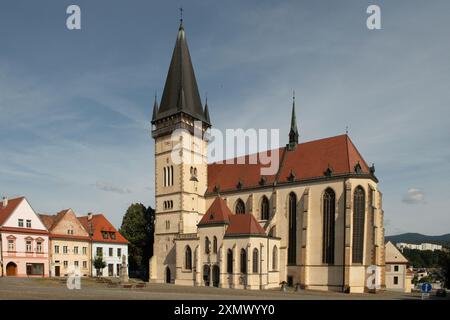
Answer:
xmin=235 ymin=199 xmax=245 ymax=215
xmin=352 ymin=186 xmax=366 ymax=264
xmin=322 ymin=188 xmax=335 ymax=264
xmin=288 ymin=192 xmax=297 ymax=264
xmin=261 ymin=196 xmax=269 ymax=220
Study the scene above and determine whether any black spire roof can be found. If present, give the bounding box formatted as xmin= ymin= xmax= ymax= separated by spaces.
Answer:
xmin=288 ymin=93 xmax=299 ymax=149
xmin=152 ymin=22 xmax=210 ymax=125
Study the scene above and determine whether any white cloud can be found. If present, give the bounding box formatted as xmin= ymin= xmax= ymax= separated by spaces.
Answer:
xmin=402 ymin=188 xmax=425 ymax=204
xmin=93 ymin=181 xmax=131 ymax=195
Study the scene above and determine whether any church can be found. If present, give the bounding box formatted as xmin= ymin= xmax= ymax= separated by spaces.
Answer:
xmin=148 ymin=20 xmax=386 ymax=293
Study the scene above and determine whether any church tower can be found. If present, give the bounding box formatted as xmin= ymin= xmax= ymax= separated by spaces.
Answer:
xmin=149 ymin=19 xmax=211 ymax=283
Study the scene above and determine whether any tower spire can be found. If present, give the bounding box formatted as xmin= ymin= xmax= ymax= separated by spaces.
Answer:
xmin=288 ymin=91 xmax=299 ymax=149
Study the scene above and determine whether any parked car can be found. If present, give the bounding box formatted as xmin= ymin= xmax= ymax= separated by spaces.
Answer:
xmin=436 ymin=289 xmax=447 ymax=297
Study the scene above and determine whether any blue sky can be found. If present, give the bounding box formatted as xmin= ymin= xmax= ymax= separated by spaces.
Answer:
xmin=0 ymin=0 xmax=449 ymax=235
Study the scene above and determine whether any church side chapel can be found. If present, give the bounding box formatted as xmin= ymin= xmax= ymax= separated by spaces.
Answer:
xmin=149 ymin=18 xmax=385 ymax=293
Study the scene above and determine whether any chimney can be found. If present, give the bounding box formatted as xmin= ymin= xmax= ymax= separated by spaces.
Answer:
xmin=2 ymin=196 xmax=8 ymax=208
xmin=87 ymin=212 xmax=93 ymax=221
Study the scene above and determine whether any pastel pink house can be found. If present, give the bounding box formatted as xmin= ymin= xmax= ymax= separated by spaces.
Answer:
xmin=0 ymin=196 xmax=49 ymax=277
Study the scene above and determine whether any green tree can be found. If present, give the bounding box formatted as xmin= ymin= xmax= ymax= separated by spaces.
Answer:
xmin=439 ymin=252 xmax=450 ymax=289
xmin=93 ymin=256 xmax=106 ymax=277
xmin=119 ymin=203 xmax=155 ymax=281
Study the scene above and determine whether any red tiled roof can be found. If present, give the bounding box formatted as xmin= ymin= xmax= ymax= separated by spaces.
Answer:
xmin=78 ymin=214 xmax=128 ymax=244
xmin=225 ymin=214 xmax=266 ymax=237
xmin=198 ymin=197 xmax=231 ymax=225
xmin=207 ymin=134 xmax=371 ymax=192
xmin=199 ymin=197 xmax=266 ymax=237
xmin=0 ymin=197 xmax=25 ymax=226
xmin=39 ymin=214 xmax=57 ymax=230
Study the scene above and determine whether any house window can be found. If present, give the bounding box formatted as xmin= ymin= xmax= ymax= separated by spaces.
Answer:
xmin=63 ymin=246 xmax=68 ymax=254
xmin=185 ymin=246 xmax=192 ymax=270
xmin=55 ymin=245 xmax=60 ymax=254
xmin=74 ymin=261 xmax=79 ymax=268
xmin=63 ymin=261 xmax=68 ymax=268
xmin=394 ymin=276 xmax=399 ymax=285
xmin=36 ymin=241 xmax=42 ymax=253
xmin=26 ymin=263 xmax=44 ymax=276
xmin=26 ymin=240 xmax=32 ymax=252
xmin=213 ymin=236 xmax=218 ymax=254
xmin=252 ymin=248 xmax=259 ymax=273
xmin=165 ymin=220 xmax=170 ymax=230
xmin=109 ymin=248 xmax=113 ymax=257
xmin=96 ymin=247 xmax=103 ymax=257
xmin=74 ymin=246 xmax=79 ymax=255
xmin=394 ymin=265 xmax=399 ymax=272
xmin=227 ymin=249 xmax=233 ymax=274
xmin=117 ymin=264 xmax=121 ymax=276
xmin=117 ymin=248 xmax=122 ymax=257
xmin=108 ymin=264 xmax=114 ymax=276
xmin=322 ymin=188 xmax=336 ymax=264
xmin=235 ymin=199 xmax=245 ymax=214
xmin=82 ymin=247 xmax=87 ymax=255
xmin=288 ymin=192 xmax=297 ymax=264
xmin=102 ymin=231 xmax=108 ymax=239
xmin=18 ymin=219 xmax=24 ymax=227
xmin=261 ymin=196 xmax=270 ymax=220
xmin=240 ymin=249 xmax=247 ymax=274
xmin=8 ymin=240 xmax=15 ymax=251
xmin=352 ymin=186 xmax=366 ymax=264
xmin=110 ymin=232 xmax=116 ymax=240
xmin=26 ymin=220 xmax=31 ymax=228
xmin=67 ymin=229 xmax=73 ymax=235
xmin=272 ymin=246 xmax=278 ymax=271
xmin=83 ymin=261 xmax=87 ymax=269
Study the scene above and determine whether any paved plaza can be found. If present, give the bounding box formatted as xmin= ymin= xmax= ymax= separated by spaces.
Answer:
xmin=0 ymin=277 xmax=445 ymax=300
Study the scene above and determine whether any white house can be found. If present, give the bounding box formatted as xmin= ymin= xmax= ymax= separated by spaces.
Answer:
xmin=385 ymin=241 xmax=412 ymax=293
xmin=78 ymin=213 xmax=128 ymax=277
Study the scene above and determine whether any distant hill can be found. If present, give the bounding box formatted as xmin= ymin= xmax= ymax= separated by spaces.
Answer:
xmin=385 ymin=233 xmax=450 ymax=246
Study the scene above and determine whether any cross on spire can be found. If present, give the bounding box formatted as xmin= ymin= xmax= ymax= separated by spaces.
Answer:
xmin=179 ymin=7 xmax=183 ymax=23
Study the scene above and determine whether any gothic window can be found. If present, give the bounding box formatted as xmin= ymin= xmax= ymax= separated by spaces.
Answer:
xmin=252 ymin=248 xmax=259 ymax=273
xmin=272 ymin=246 xmax=278 ymax=270
xmin=240 ymin=248 xmax=247 ymax=274
xmin=227 ymin=249 xmax=233 ymax=274
xmin=352 ymin=186 xmax=366 ymax=264
xmin=322 ymin=188 xmax=335 ymax=264
xmin=235 ymin=199 xmax=245 ymax=214
xmin=261 ymin=196 xmax=269 ymax=220
xmin=185 ymin=246 xmax=192 ymax=270
xmin=213 ymin=236 xmax=218 ymax=254
xmin=205 ymin=237 xmax=210 ymax=254
xmin=288 ymin=192 xmax=297 ymax=264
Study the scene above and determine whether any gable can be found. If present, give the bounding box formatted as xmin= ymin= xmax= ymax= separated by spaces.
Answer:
xmin=385 ymin=241 xmax=408 ymax=264
xmin=50 ymin=209 xmax=89 ymax=237
xmin=3 ymin=198 xmax=47 ymax=231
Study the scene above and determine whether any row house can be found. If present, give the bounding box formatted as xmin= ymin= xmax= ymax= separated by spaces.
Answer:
xmin=78 ymin=213 xmax=129 ymax=277
xmin=40 ymin=209 xmax=92 ymax=277
xmin=0 ymin=197 xmax=50 ymax=277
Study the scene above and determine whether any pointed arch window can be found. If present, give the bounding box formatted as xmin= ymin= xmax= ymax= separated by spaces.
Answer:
xmin=235 ymin=199 xmax=245 ymax=215
xmin=288 ymin=193 xmax=297 ymax=264
xmin=261 ymin=196 xmax=269 ymax=220
xmin=213 ymin=236 xmax=218 ymax=254
xmin=252 ymin=248 xmax=259 ymax=273
xmin=227 ymin=249 xmax=233 ymax=274
xmin=185 ymin=246 xmax=192 ymax=270
xmin=272 ymin=246 xmax=278 ymax=270
xmin=205 ymin=237 xmax=210 ymax=254
xmin=322 ymin=188 xmax=335 ymax=264
xmin=352 ymin=186 xmax=366 ymax=264
xmin=240 ymin=249 xmax=247 ymax=274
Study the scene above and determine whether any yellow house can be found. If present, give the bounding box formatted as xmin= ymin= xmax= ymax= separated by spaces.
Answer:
xmin=40 ymin=209 xmax=91 ymax=277
xmin=385 ymin=241 xmax=412 ymax=293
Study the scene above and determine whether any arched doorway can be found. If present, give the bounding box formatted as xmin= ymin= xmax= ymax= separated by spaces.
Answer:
xmin=6 ymin=262 xmax=17 ymax=276
xmin=165 ymin=266 xmax=171 ymax=284
xmin=212 ymin=265 xmax=220 ymax=287
xmin=203 ymin=265 xmax=211 ymax=286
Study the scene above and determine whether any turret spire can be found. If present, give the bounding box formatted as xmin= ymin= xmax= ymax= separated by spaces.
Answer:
xmin=152 ymin=17 xmax=210 ymax=126
xmin=288 ymin=91 xmax=299 ymax=149
xmin=152 ymin=92 xmax=159 ymax=122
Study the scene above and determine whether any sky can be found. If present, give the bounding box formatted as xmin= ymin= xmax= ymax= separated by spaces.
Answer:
xmin=0 ymin=0 xmax=449 ymax=235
